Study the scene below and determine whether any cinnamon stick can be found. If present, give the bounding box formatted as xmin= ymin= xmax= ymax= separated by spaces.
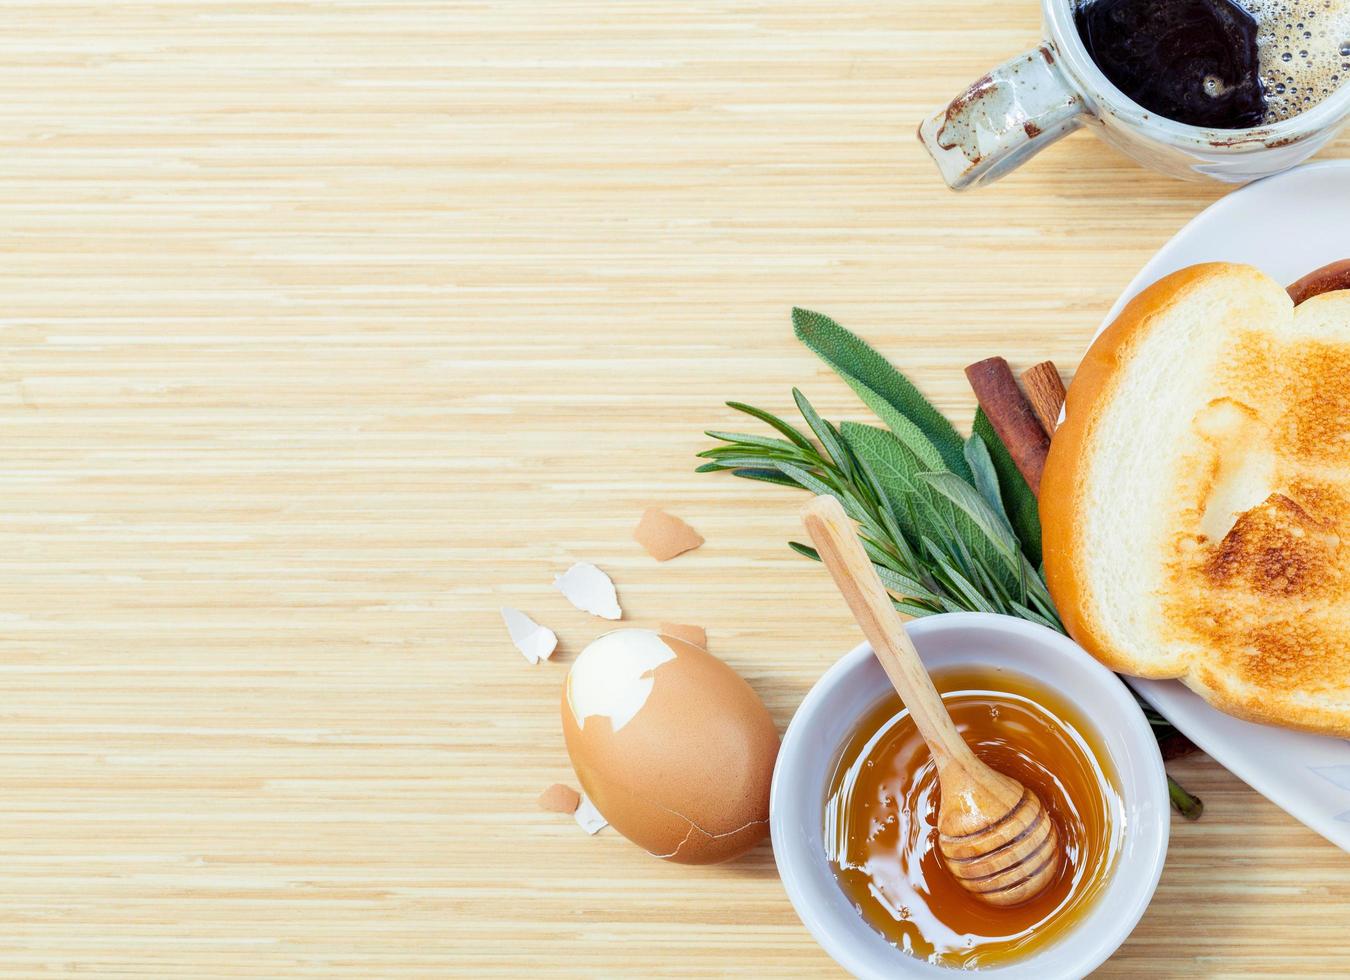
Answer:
xmin=1020 ymin=361 xmax=1067 ymax=436
xmin=1287 ymin=258 xmax=1350 ymax=305
xmin=965 ymin=357 xmax=1050 ymax=494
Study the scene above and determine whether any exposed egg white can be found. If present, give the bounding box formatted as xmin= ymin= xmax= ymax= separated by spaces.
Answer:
xmin=566 ymin=629 xmax=674 ymax=733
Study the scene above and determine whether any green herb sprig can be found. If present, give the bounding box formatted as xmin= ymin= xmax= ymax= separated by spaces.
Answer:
xmin=699 ymin=308 xmax=1202 ymax=820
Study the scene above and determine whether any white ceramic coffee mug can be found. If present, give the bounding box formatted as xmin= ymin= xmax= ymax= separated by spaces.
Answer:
xmin=918 ymin=0 xmax=1350 ymax=189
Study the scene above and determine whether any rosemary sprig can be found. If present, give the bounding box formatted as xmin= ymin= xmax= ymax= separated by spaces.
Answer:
xmin=699 ymin=308 xmax=1202 ymax=819
xmin=699 ymin=394 xmax=1059 ymax=624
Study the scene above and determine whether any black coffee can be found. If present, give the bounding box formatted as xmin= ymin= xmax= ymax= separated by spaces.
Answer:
xmin=1076 ymin=0 xmax=1350 ymax=128
xmin=1076 ymin=0 xmax=1268 ymax=127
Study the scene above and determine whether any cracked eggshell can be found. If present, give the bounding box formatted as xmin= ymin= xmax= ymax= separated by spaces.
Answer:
xmin=561 ymin=629 xmax=778 ymax=864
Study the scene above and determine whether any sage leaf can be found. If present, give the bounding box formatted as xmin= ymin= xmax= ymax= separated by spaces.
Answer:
xmin=918 ymin=472 xmax=1020 ymax=567
xmin=843 ymin=423 xmax=1017 ymax=599
xmin=850 ymin=380 xmax=947 ymax=473
xmin=973 ymin=408 xmax=1043 ymax=567
xmin=792 ymin=307 xmax=970 ymax=480
xmin=845 ymin=424 xmax=921 ymax=569
xmin=843 ymin=424 xmax=976 ymax=573
xmin=963 ymin=433 xmax=1010 ymax=528
xmin=838 ymin=421 xmax=931 ymax=546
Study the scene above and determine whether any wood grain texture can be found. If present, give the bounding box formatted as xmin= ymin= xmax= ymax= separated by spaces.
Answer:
xmin=1 ymin=1 xmax=1345 ymax=976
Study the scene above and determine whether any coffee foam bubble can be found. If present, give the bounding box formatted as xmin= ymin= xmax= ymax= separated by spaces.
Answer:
xmin=1244 ymin=0 xmax=1350 ymax=122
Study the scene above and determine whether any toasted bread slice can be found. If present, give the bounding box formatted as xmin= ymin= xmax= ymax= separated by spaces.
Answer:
xmin=1041 ymin=263 xmax=1350 ymax=736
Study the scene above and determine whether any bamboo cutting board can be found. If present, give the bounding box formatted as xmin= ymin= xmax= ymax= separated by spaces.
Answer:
xmin=2 ymin=2 xmax=1346 ymax=976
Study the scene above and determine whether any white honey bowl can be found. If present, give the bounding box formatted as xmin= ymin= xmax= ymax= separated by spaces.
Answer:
xmin=770 ymin=612 xmax=1169 ymax=979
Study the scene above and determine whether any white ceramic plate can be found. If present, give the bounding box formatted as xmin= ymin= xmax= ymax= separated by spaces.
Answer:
xmin=1089 ymin=160 xmax=1350 ymax=852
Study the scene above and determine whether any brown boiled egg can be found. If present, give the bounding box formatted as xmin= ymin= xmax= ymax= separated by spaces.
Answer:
xmin=561 ymin=629 xmax=779 ymax=864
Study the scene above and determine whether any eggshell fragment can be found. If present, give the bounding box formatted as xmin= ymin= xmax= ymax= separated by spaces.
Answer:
xmin=659 ymin=621 xmax=707 ymax=649
xmin=553 ymin=562 xmax=622 ymax=620
xmin=633 ymin=507 xmax=704 ymax=561
xmin=573 ymin=794 xmax=608 ymax=835
xmin=537 ymin=783 xmax=580 ymax=814
xmin=500 ymin=606 xmax=558 ymax=664
xmin=561 ymin=630 xmax=778 ymax=864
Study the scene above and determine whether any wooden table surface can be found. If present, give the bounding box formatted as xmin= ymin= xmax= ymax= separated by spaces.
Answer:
xmin=4 ymin=2 xmax=1347 ymax=976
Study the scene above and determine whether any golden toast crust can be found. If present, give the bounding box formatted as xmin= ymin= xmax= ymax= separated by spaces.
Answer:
xmin=1041 ymin=264 xmax=1350 ymax=737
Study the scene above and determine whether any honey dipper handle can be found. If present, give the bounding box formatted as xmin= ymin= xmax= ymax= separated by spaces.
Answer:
xmin=801 ymin=495 xmax=978 ymax=771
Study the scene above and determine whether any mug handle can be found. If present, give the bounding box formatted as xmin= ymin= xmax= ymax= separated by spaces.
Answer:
xmin=918 ymin=45 xmax=1087 ymax=190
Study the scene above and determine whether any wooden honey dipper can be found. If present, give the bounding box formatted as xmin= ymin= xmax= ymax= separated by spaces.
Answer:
xmin=802 ymin=494 xmax=1060 ymax=907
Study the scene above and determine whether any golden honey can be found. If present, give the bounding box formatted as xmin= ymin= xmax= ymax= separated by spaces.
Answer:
xmin=824 ymin=666 xmax=1122 ymax=968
